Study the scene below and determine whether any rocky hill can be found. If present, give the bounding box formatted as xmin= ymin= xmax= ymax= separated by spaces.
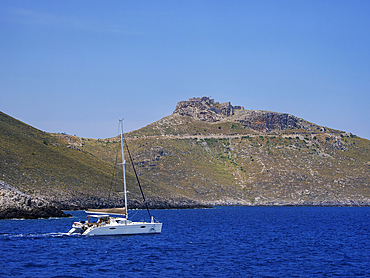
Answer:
xmin=1 ymin=97 xmax=370 ymax=215
xmin=71 ymin=97 xmax=370 ymax=206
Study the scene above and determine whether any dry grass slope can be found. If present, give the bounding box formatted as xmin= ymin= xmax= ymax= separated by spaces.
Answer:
xmin=2 ymin=108 xmax=370 ymax=208
xmin=0 ymin=112 xmax=158 ymax=209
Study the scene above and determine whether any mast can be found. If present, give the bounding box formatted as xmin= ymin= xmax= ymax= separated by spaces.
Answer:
xmin=119 ymin=119 xmax=128 ymax=219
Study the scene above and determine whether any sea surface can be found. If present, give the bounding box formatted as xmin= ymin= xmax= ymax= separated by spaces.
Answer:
xmin=1 ymin=207 xmax=370 ymax=277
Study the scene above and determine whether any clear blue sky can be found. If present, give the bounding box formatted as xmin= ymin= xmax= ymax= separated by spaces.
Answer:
xmin=1 ymin=1 xmax=369 ymax=139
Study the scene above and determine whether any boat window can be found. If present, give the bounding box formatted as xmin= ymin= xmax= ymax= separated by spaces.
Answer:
xmin=109 ymin=228 xmax=116 ymax=230
xmin=140 ymin=226 xmax=146 ymax=228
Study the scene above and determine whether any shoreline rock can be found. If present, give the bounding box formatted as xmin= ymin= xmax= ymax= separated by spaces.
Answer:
xmin=0 ymin=181 xmax=71 ymax=219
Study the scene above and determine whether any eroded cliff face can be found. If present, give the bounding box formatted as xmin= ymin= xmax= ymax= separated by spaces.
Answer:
xmin=232 ymin=110 xmax=298 ymax=132
xmin=173 ymin=97 xmax=298 ymax=132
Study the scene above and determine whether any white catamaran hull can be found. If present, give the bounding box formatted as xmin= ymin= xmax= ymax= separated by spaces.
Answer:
xmin=68 ymin=216 xmax=162 ymax=236
xmin=81 ymin=222 xmax=162 ymax=236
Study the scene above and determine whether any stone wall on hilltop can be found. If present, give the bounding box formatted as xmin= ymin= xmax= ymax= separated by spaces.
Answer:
xmin=173 ymin=96 xmax=299 ymax=132
xmin=174 ymin=96 xmax=235 ymax=122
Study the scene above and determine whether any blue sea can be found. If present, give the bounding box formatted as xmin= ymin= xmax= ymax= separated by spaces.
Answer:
xmin=1 ymin=207 xmax=370 ymax=277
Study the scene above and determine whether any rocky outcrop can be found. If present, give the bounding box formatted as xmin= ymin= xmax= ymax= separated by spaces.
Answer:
xmin=174 ymin=97 xmax=240 ymax=122
xmin=0 ymin=181 xmax=71 ymax=219
xmin=173 ymin=97 xmax=299 ymax=132
xmin=232 ymin=110 xmax=298 ymax=132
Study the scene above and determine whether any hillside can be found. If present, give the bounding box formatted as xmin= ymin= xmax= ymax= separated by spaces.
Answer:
xmin=2 ymin=96 xmax=370 ymax=209
xmin=0 ymin=111 xmax=184 ymax=210
xmin=69 ymin=97 xmax=370 ymax=206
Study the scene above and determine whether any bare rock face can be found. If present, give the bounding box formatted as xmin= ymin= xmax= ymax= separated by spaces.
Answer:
xmin=173 ymin=96 xmax=298 ymax=132
xmin=233 ymin=110 xmax=298 ymax=132
xmin=0 ymin=181 xmax=70 ymax=219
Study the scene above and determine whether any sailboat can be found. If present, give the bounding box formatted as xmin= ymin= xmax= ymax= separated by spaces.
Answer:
xmin=67 ymin=119 xmax=162 ymax=236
